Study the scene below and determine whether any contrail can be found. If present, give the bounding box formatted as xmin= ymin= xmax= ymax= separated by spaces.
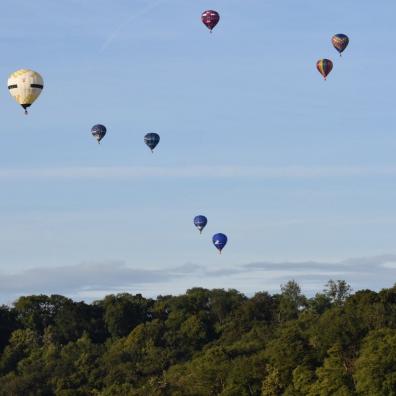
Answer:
xmin=100 ymin=0 xmax=167 ymax=52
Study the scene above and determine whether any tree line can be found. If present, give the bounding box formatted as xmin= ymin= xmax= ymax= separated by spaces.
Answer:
xmin=0 ymin=279 xmax=396 ymax=395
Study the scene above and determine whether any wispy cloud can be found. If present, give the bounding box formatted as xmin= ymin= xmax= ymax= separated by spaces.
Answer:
xmin=100 ymin=0 xmax=167 ymax=52
xmin=244 ymin=255 xmax=396 ymax=273
xmin=1 ymin=255 xmax=396 ymax=304
xmin=240 ymin=255 xmax=396 ymax=292
xmin=0 ymin=261 xmax=167 ymax=295
xmin=1 ymin=164 xmax=396 ymax=182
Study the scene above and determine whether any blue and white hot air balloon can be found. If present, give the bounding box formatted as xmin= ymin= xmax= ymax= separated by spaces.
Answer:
xmin=212 ymin=233 xmax=228 ymax=254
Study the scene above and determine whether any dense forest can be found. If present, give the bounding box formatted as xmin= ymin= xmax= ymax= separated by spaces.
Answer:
xmin=1 ymin=280 xmax=396 ymax=395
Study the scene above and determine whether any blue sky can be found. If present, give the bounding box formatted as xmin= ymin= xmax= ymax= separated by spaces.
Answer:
xmin=1 ymin=0 xmax=396 ymax=303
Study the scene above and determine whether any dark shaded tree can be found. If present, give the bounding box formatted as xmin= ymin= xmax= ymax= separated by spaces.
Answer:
xmin=1 ymin=280 xmax=396 ymax=395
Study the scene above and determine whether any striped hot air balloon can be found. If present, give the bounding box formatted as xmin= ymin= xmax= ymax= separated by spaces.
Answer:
xmin=8 ymin=69 xmax=44 ymax=114
xmin=316 ymin=59 xmax=333 ymax=80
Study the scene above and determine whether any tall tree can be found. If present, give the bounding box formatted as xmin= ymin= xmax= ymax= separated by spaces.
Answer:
xmin=324 ymin=280 xmax=352 ymax=306
xmin=278 ymin=280 xmax=307 ymax=321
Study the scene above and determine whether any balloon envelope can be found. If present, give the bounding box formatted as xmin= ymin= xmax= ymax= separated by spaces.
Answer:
xmin=201 ymin=10 xmax=220 ymax=31
xmin=212 ymin=233 xmax=228 ymax=253
xmin=194 ymin=215 xmax=208 ymax=233
xmin=8 ymin=69 xmax=44 ymax=114
xmin=144 ymin=133 xmax=160 ymax=152
xmin=332 ymin=34 xmax=349 ymax=55
xmin=91 ymin=124 xmax=107 ymax=144
xmin=316 ymin=59 xmax=333 ymax=80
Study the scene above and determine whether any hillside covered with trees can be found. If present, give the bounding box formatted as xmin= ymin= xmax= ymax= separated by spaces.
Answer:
xmin=1 ymin=280 xmax=396 ymax=395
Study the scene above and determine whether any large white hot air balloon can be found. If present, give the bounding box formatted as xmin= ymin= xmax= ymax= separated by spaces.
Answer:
xmin=7 ymin=69 xmax=44 ymax=114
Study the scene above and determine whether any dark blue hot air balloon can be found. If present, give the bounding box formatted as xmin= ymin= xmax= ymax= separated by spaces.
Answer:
xmin=332 ymin=34 xmax=349 ymax=56
xmin=212 ymin=233 xmax=227 ymax=254
xmin=194 ymin=215 xmax=207 ymax=234
xmin=91 ymin=124 xmax=106 ymax=144
xmin=144 ymin=132 xmax=160 ymax=152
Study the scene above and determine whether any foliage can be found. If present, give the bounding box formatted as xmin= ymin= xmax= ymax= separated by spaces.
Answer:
xmin=1 ymin=281 xmax=396 ymax=395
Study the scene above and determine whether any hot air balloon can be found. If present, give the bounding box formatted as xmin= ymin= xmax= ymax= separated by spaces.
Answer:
xmin=144 ymin=133 xmax=160 ymax=152
xmin=213 ymin=233 xmax=227 ymax=254
xmin=194 ymin=215 xmax=208 ymax=234
xmin=332 ymin=34 xmax=349 ymax=56
xmin=8 ymin=69 xmax=44 ymax=114
xmin=91 ymin=124 xmax=106 ymax=144
xmin=202 ymin=10 xmax=220 ymax=32
xmin=316 ymin=59 xmax=333 ymax=80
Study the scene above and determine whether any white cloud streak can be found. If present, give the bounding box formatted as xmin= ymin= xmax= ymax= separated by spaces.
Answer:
xmin=1 ymin=165 xmax=396 ymax=182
